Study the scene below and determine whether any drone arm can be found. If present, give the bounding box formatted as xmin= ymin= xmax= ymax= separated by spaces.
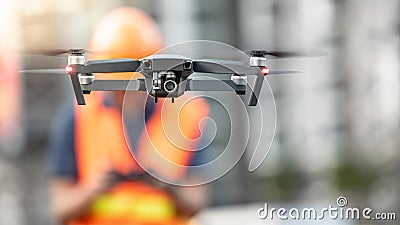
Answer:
xmin=71 ymin=59 xmax=141 ymax=74
xmin=248 ymin=74 xmax=263 ymax=106
xmin=192 ymin=60 xmax=264 ymax=106
xmin=192 ymin=60 xmax=259 ymax=74
xmin=186 ymin=79 xmax=246 ymax=94
xmin=80 ymin=79 xmax=245 ymax=93
xmin=81 ymin=79 xmax=146 ymax=91
xmin=70 ymin=73 xmax=86 ymax=105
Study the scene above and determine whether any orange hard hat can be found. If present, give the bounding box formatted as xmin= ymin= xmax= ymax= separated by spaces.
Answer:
xmin=89 ymin=7 xmax=164 ymax=79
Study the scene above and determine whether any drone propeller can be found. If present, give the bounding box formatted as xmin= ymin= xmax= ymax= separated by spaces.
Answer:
xmin=19 ymin=69 xmax=66 ymax=75
xmin=248 ymin=50 xmax=326 ymax=58
xmin=20 ymin=58 xmax=141 ymax=75
xmin=268 ymin=69 xmax=304 ymax=75
xmin=20 ymin=48 xmax=111 ymax=57
xmin=32 ymin=48 xmax=94 ymax=56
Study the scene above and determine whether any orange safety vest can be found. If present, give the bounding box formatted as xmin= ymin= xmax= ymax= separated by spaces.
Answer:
xmin=71 ymin=93 xmax=209 ymax=225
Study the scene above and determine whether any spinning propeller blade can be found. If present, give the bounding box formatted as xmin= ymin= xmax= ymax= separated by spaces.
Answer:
xmin=19 ymin=69 xmax=67 ymax=75
xmin=268 ymin=69 xmax=304 ymax=75
xmin=249 ymin=50 xmax=326 ymax=58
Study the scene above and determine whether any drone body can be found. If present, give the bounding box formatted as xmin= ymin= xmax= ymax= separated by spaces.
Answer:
xmin=21 ymin=49 xmax=308 ymax=106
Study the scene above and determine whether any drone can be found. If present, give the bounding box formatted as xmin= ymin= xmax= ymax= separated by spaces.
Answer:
xmin=21 ymin=49 xmax=316 ymax=106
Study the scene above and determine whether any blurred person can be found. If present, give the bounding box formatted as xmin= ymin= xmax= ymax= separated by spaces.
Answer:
xmin=49 ymin=7 xmax=209 ymax=225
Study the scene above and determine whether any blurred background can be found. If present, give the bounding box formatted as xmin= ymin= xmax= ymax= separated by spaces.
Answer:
xmin=0 ymin=0 xmax=399 ymax=224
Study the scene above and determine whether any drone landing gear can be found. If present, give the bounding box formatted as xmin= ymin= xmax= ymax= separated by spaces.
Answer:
xmin=70 ymin=73 xmax=86 ymax=105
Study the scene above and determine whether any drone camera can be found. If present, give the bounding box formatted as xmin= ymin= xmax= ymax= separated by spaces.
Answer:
xmin=164 ymin=73 xmax=178 ymax=93
xmin=142 ymin=60 xmax=152 ymax=70
xmin=183 ymin=61 xmax=192 ymax=70
xmin=140 ymin=57 xmax=195 ymax=101
xmin=160 ymin=71 xmax=178 ymax=93
xmin=164 ymin=80 xmax=178 ymax=93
